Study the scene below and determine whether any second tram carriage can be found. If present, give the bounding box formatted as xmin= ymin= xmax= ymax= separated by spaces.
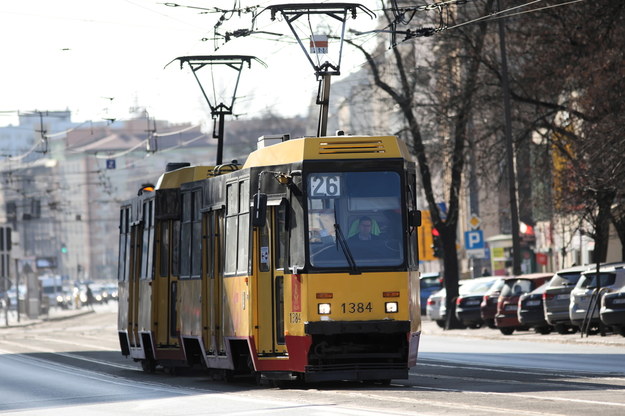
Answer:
xmin=118 ymin=133 xmax=421 ymax=383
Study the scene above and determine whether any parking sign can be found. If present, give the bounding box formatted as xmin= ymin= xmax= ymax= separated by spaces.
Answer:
xmin=464 ymin=230 xmax=484 ymax=250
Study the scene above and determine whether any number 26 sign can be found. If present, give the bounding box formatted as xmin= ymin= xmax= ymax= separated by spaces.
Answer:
xmin=309 ymin=174 xmax=341 ymax=197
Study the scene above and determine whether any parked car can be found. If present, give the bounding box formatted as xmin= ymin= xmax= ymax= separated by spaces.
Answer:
xmin=419 ymin=272 xmax=442 ymax=315
xmin=569 ymin=263 xmax=625 ymax=332
xmin=495 ymin=273 xmax=552 ymax=335
xmin=426 ymin=287 xmax=447 ymax=328
xmin=600 ymin=287 xmax=625 ymax=336
xmin=518 ymin=282 xmax=552 ymax=334
xmin=480 ymin=277 xmax=505 ymax=328
xmin=542 ymin=265 xmax=591 ymax=334
xmin=455 ymin=276 xmax=499 ymax=328
xmin=426 ymin=280 xmax=471 ymax=328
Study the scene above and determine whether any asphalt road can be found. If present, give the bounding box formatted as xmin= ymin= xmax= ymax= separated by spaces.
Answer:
xmin=1 ymin=306 xmax=624 ymax=415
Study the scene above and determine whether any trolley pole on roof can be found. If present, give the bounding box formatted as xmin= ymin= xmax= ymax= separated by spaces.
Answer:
xmin=261 ymin=3 xmax=374 ymax=137
xmin=167 ymin=55 xmax=265 ymax=165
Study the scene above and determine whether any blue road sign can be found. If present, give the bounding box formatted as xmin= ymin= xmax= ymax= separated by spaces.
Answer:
xmin=464 ymin=230 xmax=484 ymax=250
xmin=106 ymin=159 xmax=116 ymax=169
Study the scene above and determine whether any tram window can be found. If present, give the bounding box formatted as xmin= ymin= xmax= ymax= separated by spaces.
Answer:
xmin=275 ymin=202 xmax=288 ymax=270
xmin=191 ymin=190 xmax=202 ymax=277
xmin=237 ymin=212 xmax=249 ymax=274
xmin=224 ymin=184 xmax=238 ymax=275
xmin=239 ymin=180 xmax=249 ymax=213
xmin=180 ymin=192 xmax=192 ymax=278
xmin=160 ymin=222 xmax=169 ymax=277
xmin=407 ymin=176 xmax=418 ymax=268
xmin=259 ymin=218 xmax=270 ymax=272
xmin=307 ymin=171 xmax=404 ymax=268
xmin=225 ymin=180 xmax=251 ymax=276
xmin=141 ymin=200 xmax=154 ymax=280
xmin=118 ymin=207 xmax=130 ymax=282
xmin=148 ymin=200 xmax=155 ymax=279
xmin=172 ymin=220 xmax=181 ymax=276
xmin=205 ymin=213 xmax=214 ymax=278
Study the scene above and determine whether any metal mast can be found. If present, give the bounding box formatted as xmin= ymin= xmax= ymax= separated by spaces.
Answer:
xmin=262 ymin=3 xmax=374 ymax=137
xmin=167 ymin=55 xmax=264 ymax=165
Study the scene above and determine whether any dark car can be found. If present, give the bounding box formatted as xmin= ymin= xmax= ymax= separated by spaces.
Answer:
xmin=518 ymin=282 xmax=552 ymax=334
xmin=480 ymin=277 xmax=505 ymax=328
xmin=455 ymin=276 xmax=499 ymax=328
xmin=600 ymin=287 xmax=625 ymax=336
xmin=495 ymin=273 xmax=552 ymax=335
xmin=542 ymin=265 xmax=590 ymax=334
xmin=420 ymin=272 xmax=442 ymax=315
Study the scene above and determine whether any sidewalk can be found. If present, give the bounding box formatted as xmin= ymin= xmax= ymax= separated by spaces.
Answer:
xmin=0 ymin=306 xmax=94 ymax=328
xmin=421 ymin=318 xmax=625 ymax=347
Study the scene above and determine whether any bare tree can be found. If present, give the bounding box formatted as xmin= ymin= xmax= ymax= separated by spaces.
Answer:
xmin=504 ymin=0 xmax=625 ymax=261
xmin=347 ymin=0 xmax=495 ymax=327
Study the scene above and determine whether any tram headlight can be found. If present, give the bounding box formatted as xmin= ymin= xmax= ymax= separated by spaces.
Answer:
xmin=318 ymin=303 xmax=331 ymax=315
xmin=385 ymin=301 xmax=398 ymax=313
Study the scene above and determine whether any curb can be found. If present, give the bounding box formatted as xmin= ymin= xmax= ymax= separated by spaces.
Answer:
xmin=0 ymin=309 xmax=95 ymax=329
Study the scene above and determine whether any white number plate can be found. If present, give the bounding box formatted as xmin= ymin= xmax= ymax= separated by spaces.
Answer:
xmin=504 ymin=304 xmax=518 ymax=311
xmin=526 ymin=300 xmax=541 ymax=306
xmin=310 ymin=174 xmax=341 ymax=197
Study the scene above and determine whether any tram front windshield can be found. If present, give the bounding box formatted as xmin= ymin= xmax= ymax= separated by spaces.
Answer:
xmin=307 ymin=171 xmax=404 ymax=268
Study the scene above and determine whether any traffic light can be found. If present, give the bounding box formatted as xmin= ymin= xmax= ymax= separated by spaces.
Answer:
xmin=431 ymin=228 xmax=442 ymax=258
xmin=61 ymin=243 xmax=68 ymax=254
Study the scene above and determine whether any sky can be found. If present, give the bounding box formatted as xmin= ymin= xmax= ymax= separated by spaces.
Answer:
xmin=0 ymin=0 xmax=384 ymax=129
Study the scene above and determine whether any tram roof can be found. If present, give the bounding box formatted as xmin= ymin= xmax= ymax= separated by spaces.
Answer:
xmin=155 ymin=166 xmax=215 ymax=190
xmin=243 ymin=135 xmax=411 ymax=169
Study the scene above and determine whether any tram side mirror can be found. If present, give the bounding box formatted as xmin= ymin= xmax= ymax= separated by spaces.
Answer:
xmin=252 ymin=193 xmax=268 ymax=228
xmin=409 ymin=210 xmax=421 ymax=227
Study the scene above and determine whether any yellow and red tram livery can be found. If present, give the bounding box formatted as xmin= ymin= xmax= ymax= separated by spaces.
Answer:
xmin=118 ymin=134 xmax=422 ymax=383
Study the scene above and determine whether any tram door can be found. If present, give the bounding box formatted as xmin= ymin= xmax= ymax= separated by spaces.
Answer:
xmin=256 ymin=203 xmax=287 ymax=355
xmin=204 ymin=211 xmax=223 ymax=355
xmin=154 ymin=220 xmax=178 ymax=347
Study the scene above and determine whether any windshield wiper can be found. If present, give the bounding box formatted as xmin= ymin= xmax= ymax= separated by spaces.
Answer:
xmin=334 ymin=223 xmax=360 ymax=274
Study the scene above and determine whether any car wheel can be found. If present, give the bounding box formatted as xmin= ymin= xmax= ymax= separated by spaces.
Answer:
xmin=555 ymin=324 xmax=568 ymax=334
xmin=499 ymin=327 xmax=514 ymax=335
xmin=435 ymin=320 xmax=446 ymax=328
xmin=535 ymin=326 xmax=552 ymax=335
xmin=485 ymin=319 xmax=496 ymax=329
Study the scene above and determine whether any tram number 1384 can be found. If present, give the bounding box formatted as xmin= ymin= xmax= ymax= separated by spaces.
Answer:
xmin=341 ymin=302 xmax=373 ymax=313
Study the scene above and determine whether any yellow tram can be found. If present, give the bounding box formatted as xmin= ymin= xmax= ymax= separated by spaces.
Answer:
xmin=118 ymin=133 xmax=422 ymax=383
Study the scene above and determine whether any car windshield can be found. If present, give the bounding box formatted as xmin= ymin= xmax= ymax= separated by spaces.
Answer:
xmin=579 ymin=272 xmax=616 ymax=289
xmin=307 ymin=171 xmax=404 ymax=268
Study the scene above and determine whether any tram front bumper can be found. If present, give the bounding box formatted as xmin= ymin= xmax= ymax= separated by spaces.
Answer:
xmin=303 ymin=320 xmax=411 ymax=382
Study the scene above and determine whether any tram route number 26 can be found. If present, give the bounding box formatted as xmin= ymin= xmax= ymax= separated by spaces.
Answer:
xmin=341 ymin=302 xmax=373 ymax=313
xmin=310 ymin=174 xmax=341 ymax=197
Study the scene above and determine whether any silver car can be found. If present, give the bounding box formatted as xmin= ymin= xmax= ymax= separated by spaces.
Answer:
xmin=426 ymin=287 xmax=447 ymax=328
xmin=569 ymin=263 xmax=625 ymax=331
xmin=543 ymin=265 xmax=592 ymax=334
